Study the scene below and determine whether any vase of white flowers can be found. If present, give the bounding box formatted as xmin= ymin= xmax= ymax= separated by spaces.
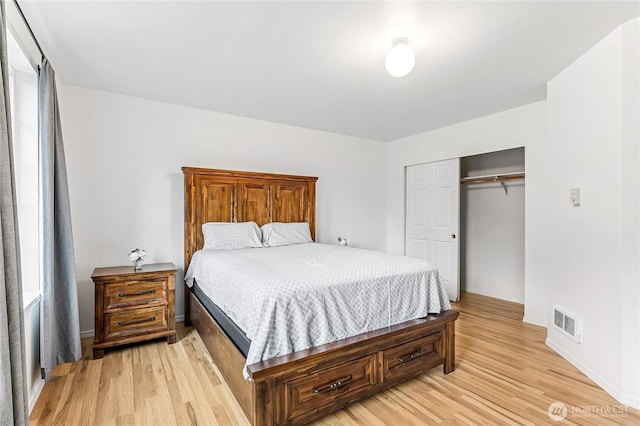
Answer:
xmin=128 ymin=248 xmax=147 ymax=271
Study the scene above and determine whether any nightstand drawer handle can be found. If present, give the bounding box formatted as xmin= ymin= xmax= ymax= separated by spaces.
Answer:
xmin=118 ymin=316 xmax=156 ymax=327
xmin=398 ymin=348 xmax=429 ymax=363
xmin=312 ymin=375 xmax=353 ymax=394
xmin=117 ymin=289 xmax=156 ymax=298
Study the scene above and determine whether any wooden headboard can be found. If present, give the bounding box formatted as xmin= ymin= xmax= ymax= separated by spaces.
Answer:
xmin=182 ymin=167 xmax=318 ymax=272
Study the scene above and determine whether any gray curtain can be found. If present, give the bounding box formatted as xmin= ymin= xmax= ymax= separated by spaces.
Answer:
xmin=40 ymin=58 xmax=81 ymax=379
xmin=0 ymin=1 xmax=29 ymax=424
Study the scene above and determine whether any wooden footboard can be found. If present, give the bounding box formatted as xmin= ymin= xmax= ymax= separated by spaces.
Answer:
xmin=190 ymin=292 xmax=458 ymax=425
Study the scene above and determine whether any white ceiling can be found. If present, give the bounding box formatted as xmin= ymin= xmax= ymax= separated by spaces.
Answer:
xmin=19 ymin=1 xmax=640 ymax=142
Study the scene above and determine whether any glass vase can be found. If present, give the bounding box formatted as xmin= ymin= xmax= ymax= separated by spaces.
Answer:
xmin=133 ymin=259 xmax=143 ymax=271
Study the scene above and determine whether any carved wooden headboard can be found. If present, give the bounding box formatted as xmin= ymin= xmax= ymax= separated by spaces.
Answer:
xmin=182 ymin=167 xmax=318 ymax=271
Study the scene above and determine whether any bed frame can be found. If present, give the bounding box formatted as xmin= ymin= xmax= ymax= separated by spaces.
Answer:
xmin=183 ymin=167 xmax=459 ymax=425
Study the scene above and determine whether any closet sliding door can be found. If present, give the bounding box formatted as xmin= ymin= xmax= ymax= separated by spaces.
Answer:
xmin=405 ymin=159 xmax=460 ymax=301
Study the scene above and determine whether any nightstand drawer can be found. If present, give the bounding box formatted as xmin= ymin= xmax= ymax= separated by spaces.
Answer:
xmin=104 ymin=279 xmax=166 ymax=309
xmin=104 ymin=306 xmax=167 ymax=340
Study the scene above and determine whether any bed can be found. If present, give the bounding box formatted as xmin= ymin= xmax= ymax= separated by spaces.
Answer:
xmin=183 ymin=167 xmax=459 ymax=425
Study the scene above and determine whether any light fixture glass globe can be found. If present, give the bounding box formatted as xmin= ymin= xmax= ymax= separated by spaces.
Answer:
xmin=385 ymin=38 xmax=415 ymax=78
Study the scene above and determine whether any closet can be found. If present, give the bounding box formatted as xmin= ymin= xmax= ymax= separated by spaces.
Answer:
xmin=405 ymin=147 xmax=524 ymax=303
xmin=460 ymin=148 xmax=525 ymax=303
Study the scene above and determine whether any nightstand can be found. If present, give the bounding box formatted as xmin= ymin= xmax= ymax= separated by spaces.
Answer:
xmin=91 ymin=262 xmax=177 ymax=359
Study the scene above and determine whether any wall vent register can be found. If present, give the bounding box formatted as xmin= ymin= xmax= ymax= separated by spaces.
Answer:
xmin=553 ymin=306 xmax=582 ymax=343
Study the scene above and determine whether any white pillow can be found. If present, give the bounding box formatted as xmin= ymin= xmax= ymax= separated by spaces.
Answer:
xmin=202 ymin=222 xmax=263 ymax=250
xmin=261 ymin=222 xmax=313 ymax=247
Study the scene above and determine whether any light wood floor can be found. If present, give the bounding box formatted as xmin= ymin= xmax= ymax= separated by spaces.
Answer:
xmin=30 ymin=292 xmax=639 ymax=425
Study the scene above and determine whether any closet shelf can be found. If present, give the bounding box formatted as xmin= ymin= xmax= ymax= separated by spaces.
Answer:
xmin=460 ymin=172 xmax=525 ymax=195
xmin=460 ymin=171 xmax=525 ymax=185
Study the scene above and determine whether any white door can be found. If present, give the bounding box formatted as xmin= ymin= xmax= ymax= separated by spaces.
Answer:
xmin=406 ymin=159 xmax=460 ymax=301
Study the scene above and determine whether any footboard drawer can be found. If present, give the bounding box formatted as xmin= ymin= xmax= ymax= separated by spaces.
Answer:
xmin=282 ymin=355 xmax=376 ymax=423
xmin=382 ymin=331 xmax=443 ymax=382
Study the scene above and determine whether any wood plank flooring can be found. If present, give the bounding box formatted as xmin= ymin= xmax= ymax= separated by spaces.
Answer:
xmin=30 ymin=292 xmax=640 ymax=425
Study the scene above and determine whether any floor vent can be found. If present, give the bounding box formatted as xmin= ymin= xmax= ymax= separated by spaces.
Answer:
xmin=553 ymin=306 xmax=581 ymax=343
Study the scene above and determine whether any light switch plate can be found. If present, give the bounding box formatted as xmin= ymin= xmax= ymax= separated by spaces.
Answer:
xmin=570 ymin=188 xmax=581 ymax=206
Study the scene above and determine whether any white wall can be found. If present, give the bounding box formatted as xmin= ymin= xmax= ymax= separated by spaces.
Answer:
xmin=620 ymin=17 xmax=639 ymax=409
xmin=544 ymin=18 xmax=639 ymax=409
xmin=58 ymin=86 xmax=387 ymax=336
xmin=386 ymin=101 xmax=547 ymax=324
xmin=460 ymin=148 xmax=525 ymax=303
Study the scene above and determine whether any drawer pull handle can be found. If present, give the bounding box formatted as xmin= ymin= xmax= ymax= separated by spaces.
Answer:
xmin=312 ymin=375 xmax=353 ymax=394
xmin=398 ymin=348 xmax=429 ymax=363
xmin=118 ymin=289 xmax=156 ymax=298
xmin=118 ymin=316 xmax=156 ymax=327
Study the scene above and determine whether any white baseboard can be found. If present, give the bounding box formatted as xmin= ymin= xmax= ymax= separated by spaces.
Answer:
xmin=175 ymin=314 xmax=185 ymax=323
xmin=546 ymin=337 xmax=640 ymax=410
xmin=28 ymin=377 xmax=45 ymax=414
xmin=523 ymin=316 xmax=547 ymax=328
xmin=80 ymin=329 xmax=94 ymax=339
xmin=463 ymin=288 xmax=524 ymax=304
xmin=620 ymin=394 xmax=640 ymax=410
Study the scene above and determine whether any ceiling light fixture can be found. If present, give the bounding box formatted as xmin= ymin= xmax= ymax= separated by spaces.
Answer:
xmin=385 ymin=37 xmax=415 ymax=78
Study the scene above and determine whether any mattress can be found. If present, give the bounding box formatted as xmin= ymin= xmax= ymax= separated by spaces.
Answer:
xmin=185 ymin=242 xmax=451 ymax=378
xmin=192 ymin=280 xmax=251 ymax=357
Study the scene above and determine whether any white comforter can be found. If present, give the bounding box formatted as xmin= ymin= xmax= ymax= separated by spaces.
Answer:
xmin=185 ymin=243 xmax=451 ymax=378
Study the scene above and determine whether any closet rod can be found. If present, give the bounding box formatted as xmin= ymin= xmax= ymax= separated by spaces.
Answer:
xmin=460 ymin=171 xmax=525 ymax=185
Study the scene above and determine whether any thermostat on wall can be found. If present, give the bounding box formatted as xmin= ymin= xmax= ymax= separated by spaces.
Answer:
xmin=570 ymin=188 xmax=581 ymax=206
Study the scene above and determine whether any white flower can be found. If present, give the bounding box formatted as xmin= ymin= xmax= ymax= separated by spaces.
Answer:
xmin=128 ymin=248 xmax=147 ymax=262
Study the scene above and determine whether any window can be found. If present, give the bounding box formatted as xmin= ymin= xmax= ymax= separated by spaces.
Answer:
xmin=7 ymin=28 xmax=39 ymax=308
